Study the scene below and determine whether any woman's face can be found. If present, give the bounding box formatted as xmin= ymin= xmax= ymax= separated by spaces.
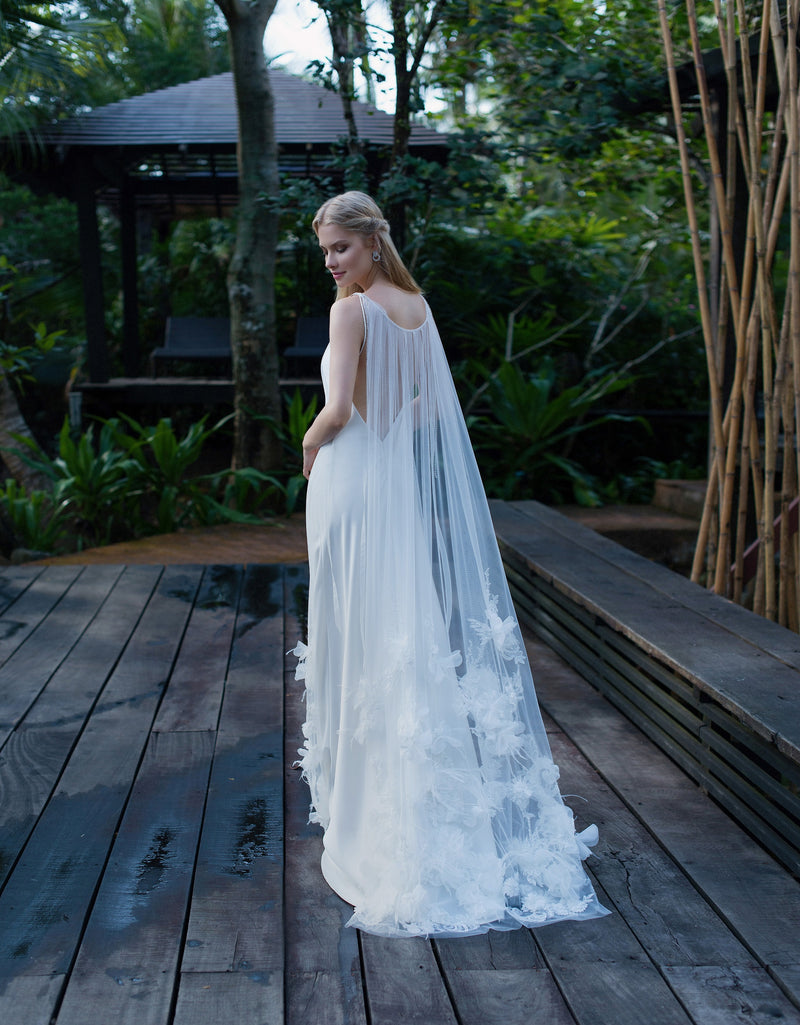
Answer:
xmin=317 ymin=223 xmax=376 ymax=290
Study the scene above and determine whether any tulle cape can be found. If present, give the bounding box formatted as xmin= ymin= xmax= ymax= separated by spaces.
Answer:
xmin=296 ymin=292 xmax=610 ymax=937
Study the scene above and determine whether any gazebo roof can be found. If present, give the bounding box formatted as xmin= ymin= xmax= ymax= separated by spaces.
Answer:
xmin=7 ymin=69 xmax=448 ymax=386
xmin=40 ymin=67 xmax=446 ymax=152
xmin=14 ymin=67 xmax=447 ymax=215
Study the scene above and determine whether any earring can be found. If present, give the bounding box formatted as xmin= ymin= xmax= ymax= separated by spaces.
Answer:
xmin=372 ymin=250 xmax=381 ymax=262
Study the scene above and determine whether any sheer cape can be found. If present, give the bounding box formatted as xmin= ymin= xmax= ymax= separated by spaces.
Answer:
xmin=295 ymin=292 xmax=609 ymax=937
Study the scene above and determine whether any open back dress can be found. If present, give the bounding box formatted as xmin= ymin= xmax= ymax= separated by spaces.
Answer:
xmin=294 ymin=291 xmax=610 ymax=937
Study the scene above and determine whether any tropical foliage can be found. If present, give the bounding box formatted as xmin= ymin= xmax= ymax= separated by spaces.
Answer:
xmin=0 ymin=0 xmax=713 ymax=556
xmin=3 ymin=413 xmax=296 ymax=553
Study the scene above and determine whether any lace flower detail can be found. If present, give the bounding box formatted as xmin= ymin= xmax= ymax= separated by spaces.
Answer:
xmin=469 ymin=592 xmax=524 ymax=663
xmin=428 ymin=645 xmax=462 ymax=683
xmin=290 ymin=640 xmax=309 ymax=681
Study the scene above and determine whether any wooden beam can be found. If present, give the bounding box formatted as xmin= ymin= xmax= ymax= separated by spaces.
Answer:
xmin=74 ymin=171 xmax=109 ymax=383
xmin=120 ymin=178 xmax=139 ymax=377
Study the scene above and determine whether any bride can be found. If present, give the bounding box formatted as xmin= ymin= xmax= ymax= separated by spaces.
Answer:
xmin=294 ymin=191 xmax=610 ymax=938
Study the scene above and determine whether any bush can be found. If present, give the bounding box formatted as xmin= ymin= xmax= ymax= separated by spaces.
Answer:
xmin=4 ymin=413 xmax=297 ymax=554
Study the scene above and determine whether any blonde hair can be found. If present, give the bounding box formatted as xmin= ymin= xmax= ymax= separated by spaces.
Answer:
xmin=313 ymin=191 xmax=422 ymax=298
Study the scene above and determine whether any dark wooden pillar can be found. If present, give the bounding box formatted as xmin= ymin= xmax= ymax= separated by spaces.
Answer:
xmin=75 ymin=169 xmax=109 ymax=383
xmin=120 ymin=178 xmax=139 ymax=376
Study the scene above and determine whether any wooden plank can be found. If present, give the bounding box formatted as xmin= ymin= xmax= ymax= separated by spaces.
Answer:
xmin=359 ymin=935 xmax=458 ymax=1025
xmin=0 ymin=566 xmax=161 ymax=889
xmin=0 ymin=565 xmax=80 ymax=672
xmin=507 ymin=498 xmax=800 ymax=672
xmin=525 ymin=633 xmax=800 ymax=973
xmin=772 ymin=965 xmax=800 ymax=1011
xmin=153 ymin=564 xmax=243 ymax=732
xmin=701 ymin=700 xmax=800 ymax=791
xmin=0 ymin=974 xmax=65 ymax=1025
xmin=699 ymin=726 xmax=800 ymax=843
xmin=0 ymin=565 xmax=45 ymax=616
xmin=663 ymin=965 xmax=800 ymax=1025
xmin=281 ymin=563 xmax=367 ymax=1025
xmin=0 ymin=566 xmax=202 ymax=999
xmin=441 ymin=968 xmax=575 ymax=1025
xmin=510 ymin=579 xmax=607 ymax=690
xmin=54 ymin=730 xmax=216 ymax=1025
xmin=284 ymin=971 xmax=366 ymax=1025
xmin=691 ymin=770 xmax=800 ymax=879
xmin=545 ymin=728 xmax=757 ymax=969
xmin=433 ymin=928 xmax=543 ymax=971
xmin=538 ymin=962 xmax=693 ymax=1025
xmin=0 ymin=565 xmax=92 ymax=735
xmin=0 ymin=564 xmax=125 ymax=743
xmin=494 ymin=501 xmax=800 ymax=761
xmin=179 ymin=565 xmax=284 ymax=975
xmin=173 ymin=970 xmax=283 ymax=1025
xmin=511 ymin=538 xmax=800 ymax=872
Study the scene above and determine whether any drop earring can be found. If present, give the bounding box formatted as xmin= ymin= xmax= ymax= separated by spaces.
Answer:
xmin=372 ymin=250 xmax=381 ymax=262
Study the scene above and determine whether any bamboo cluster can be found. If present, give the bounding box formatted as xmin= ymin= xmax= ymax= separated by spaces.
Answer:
xmin=658 ymin=0 xmax=800 ymax=629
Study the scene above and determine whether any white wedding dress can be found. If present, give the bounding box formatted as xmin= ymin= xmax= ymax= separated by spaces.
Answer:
xmin=295 ymin=292 xmax=610 ymax=937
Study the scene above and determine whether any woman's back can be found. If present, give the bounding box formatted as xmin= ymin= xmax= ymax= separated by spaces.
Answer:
xmin=362 ymin=284 xmax=427 ymax=330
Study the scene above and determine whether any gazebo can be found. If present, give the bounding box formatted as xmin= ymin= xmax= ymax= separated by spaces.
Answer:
xmin=12 ymin=69 xmax=447 ymax=403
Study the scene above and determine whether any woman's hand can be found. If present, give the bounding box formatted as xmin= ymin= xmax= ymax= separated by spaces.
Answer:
xmin=303 ymin=443 xmax=319 ymax=479
xmin=300 ymin=295 xmax=365 ymax=481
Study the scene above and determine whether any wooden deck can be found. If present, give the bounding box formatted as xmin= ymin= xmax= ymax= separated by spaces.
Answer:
xmin=0 ymin=561 xmax=799 ymax=1025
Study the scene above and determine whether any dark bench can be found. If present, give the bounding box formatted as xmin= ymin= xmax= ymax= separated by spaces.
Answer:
xmin=283 ymin=316 xmax=328 ymax=360
xmin=491 ymin=498 xmax=800 ymax=876
xmin=151 ymin=316 xmax=231 ymax=375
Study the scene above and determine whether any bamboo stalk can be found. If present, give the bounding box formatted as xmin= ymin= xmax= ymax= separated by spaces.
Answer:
xmin=664 ymin=0 xmax=800 ymax=627
xmin=734 ymin=298 xmax=764 ymax=601
xmin=658 ymin=0 xmax=727 ymax=472
xmin=689 ymin=0 xmax=742 ymax=336
xmin=735 ymin=0 xmax=780 ymax=613
xmin=787 ymin=0 xmax=800 ymax=625
xmin=687 ymin=0 xmax=747 ymax=589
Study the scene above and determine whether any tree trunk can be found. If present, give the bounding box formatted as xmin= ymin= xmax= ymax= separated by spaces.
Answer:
xmin=390 ymin=0 xmax=413 ymax=167
xmin=325 ymin=2 xmax=362 ymax=154
xmin=389 ymin=0 xmax=446 ymax=165
xmin=216 ymin=0 xmax=282 ymax=472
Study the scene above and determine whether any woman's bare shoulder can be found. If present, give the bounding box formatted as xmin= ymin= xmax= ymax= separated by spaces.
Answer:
xmin=328 ymin=293 xmax=365 ymax=345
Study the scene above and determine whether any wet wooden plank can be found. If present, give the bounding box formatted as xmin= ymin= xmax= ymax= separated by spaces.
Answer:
xmin=0 ymin=564 xmax=119 ymax=742
xmin=359 ymin=935 xmax=458 ymax=1025
xmin=0 ymin=565 xmax=79 ymax=672
xmin=54 ymin=730 xmax=215 ymax=1025
xmin=178 ymin=565 xmax=285 ymax=976
xmin=0 ymin=565 xmax=161 ymax=889
xmin=282 ymin=564 xmax=367 ymax=1025
xmin=0 ymin=566 xmax=202 ymax=1007
xmin=152 ymin=564 xmax=242 ymax=733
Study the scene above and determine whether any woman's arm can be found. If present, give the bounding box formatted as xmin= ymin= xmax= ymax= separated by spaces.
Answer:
xmin=302 ymin=295 xmax=364 ymax=478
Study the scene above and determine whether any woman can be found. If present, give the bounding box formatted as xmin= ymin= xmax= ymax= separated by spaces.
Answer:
xmin=294 ymin=191 xmax=609 ymax=937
